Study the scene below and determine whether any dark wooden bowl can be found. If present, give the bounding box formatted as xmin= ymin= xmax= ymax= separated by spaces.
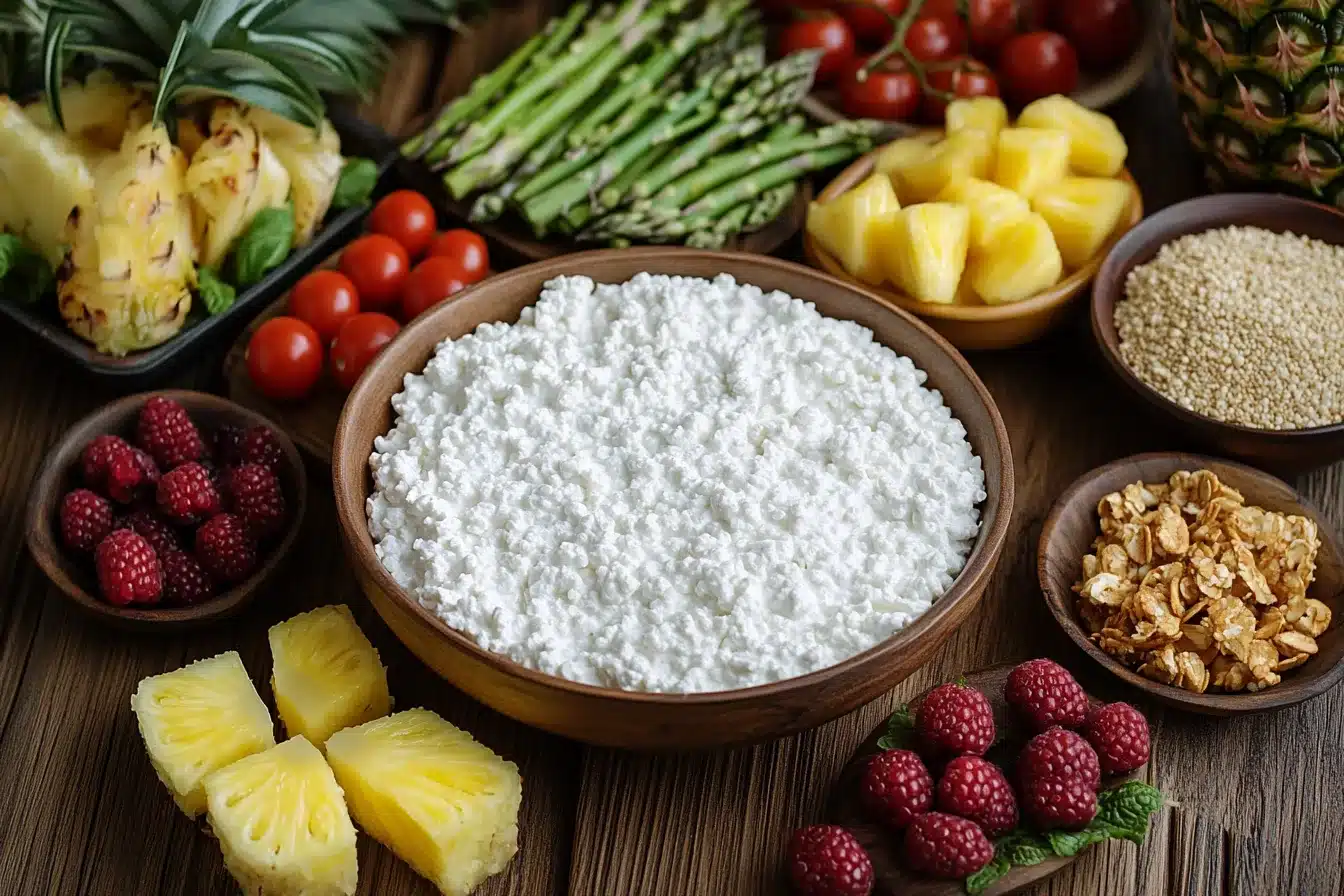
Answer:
xmin=26 ymin=390 xmax=309 ymax=630
xmin=829 ymin=664 xmax=1149 ymax=896
xmin=1091 ymin=194 xmax=1344 ymax=472
xmin=332 ymin=249 xmax=1015 ymax=750
xmin=1038 ymin=452 xmax=1344 ymax=716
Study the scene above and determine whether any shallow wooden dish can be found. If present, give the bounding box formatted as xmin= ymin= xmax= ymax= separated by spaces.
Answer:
xmin=27 ymin=390 xmax=309 ymax=630
xmin=332 ymin=249 xmax=1015 ymax=750
xmin=1091 ymin=193 xmax=1344 ymax=473
xmin=804 ymin=151 xmax=1143 ymax=351
xmin=829 ymin=664 xmax=1149 ymax=896
xmin=1038 ymin=452 xmax=1344 ymax=716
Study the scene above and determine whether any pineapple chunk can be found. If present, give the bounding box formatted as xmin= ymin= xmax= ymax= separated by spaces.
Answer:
xmin=993 ymin=127 xmax=1071 ymax=199
xmin=807 ymin=172 xmax=901 ymax=285
xmin=873 ymin=133 xmax=939 ymax=177
xmin=966 ymin=212 xmax=1063 ymax=305
xmin=269 ymin=605 xmax=391 ymax=747
xmin=247 ymin=107 xmax=344 ymax=246
xmin=881 ymin=203 xmax=970 ymax=305
xmin=1018 ymin=95 xmax=1129 ymax=177
xmin=945 ymin=97 xmax=1009 ymax=143
xmin=205 ymin=736 xmax=358 ymax=896
xmin=893 ymin=131 xmax=993 ymax=204
xmin=1031 ymin=177 xmax=1134 ymax=269
xmin=935 ymin=177 xmax=1031 ymax=252
xmin=0 ymin=97 xmax=97 ymax=268
xmin=131 ymin=651 xmax=276 ymax=818
xmin=23 ymin=71 xmax=150 ymax=154
xmin=326 ymin=710 xmax=522 ymax=896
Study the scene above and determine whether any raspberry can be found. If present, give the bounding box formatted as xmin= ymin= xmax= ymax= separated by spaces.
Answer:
xmin=1019 ymin=727 xmax=1101 ymax=790
xmin=225 ymin=463 xmax=287 ymax=539
xmin=1084 ymin=703 xmax=1150 ymax=776
xmin=915 ymin=684 xmax=995 ymax=760
xmin=118 ymin=510 xmax=182 ymax=558
xmin=80 ymin=434 xmax=132 ymax=491
xmin=129 ymin=448 xmax=161 ymax=491
xmin=161 ymin=549 xmax=215 ymax=605
xmin=59 ymin=489 xmax=114 ymax=553
xmin=103 ymin=448 xmax=149 ymax=504
xmin=157 ymin=462 xmax=222 ymax=525
xmin=859 ymin=749 xmax=933 ymax=830
xmin=135 ymin=396 xmax=205 ymax=469
xmin=212 ymin=424 xmax=246 ymax=467
xmin=1005 ymin=658 xmax=1089 ymax=732
xmin=238 ymin=425 xmax=284 ymax=473
xmin=1021 ymin=777 xmax=1098 ymax=831
xmin=935 ymin=756 xmax=1019 ymax=837
xmin=903 ymin=812 xmax=994 ymax=879
xmin=195 ymin=514 xmax=258 ymax=585
xmin=94 ymin=529 xmax=162 ymax=606
xmin=786 ymin=825 xmax=873 ymax=896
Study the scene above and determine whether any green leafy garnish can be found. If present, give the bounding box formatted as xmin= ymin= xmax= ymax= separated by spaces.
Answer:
xmin=875 ymin=705 xmax=916 ymax=751
xmin=233 ymin=204 xmax=295 ymax=289
xmin=332 ymin=157 xmax=379 ymax=209
xmin=995 ymin=830 xmax=1052 ymax=867
xmin=1045 ymin=827 xmax=1111 ymax=857
xmin=1095 ymin=781 xmax=1165 ymax=843
xmin=964 ymin=857 xmax=1009 ymax=895
xmin=198 ymin=266 xmax=237 ymax=315
xmin=0 ymin=233 xmax=55 ymax=305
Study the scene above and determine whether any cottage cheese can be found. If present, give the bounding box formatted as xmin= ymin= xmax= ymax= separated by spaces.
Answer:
xmin=368 ymin=273 xmax=985 ymax=693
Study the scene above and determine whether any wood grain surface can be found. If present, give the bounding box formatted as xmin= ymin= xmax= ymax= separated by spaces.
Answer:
xmin=3 ymin=6 xmax=1343 ymax=896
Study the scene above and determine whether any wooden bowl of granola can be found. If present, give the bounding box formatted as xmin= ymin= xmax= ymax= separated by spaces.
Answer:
xmin=1037 ymin=452 xmax=1344 ymax=715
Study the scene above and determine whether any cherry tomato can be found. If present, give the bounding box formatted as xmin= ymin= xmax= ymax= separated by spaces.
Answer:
xmin=288 ymin=270 xmax=359 ymax=343
xmin=330 ymin=313 xmax=401 ymax=391
xmin=837 ymin=57 xmax=921 ymax=121
xmin=922 ymin=58 xmax=1000 ymax=122
xmin=966 ymin=0 xmax=1018 ymax=50
xmin=426 ymin=229 xmax=490 ymax=284
xmin=919 ymin=0 xmax=959 ymax=17
xmin=246 ymin=316 xmax=324 ymax=401
xmin=755 ymin=0 xmax=829 ymax=19
xmin=904 ymin=16 xmax=967 ymax=63
xmin=340 ymin=234 xmax=410 ymax=313
xmin=777 ymin=12 xmax=857 ymax=83
xmin=838 ymin=0 xmax=907 ymax=45
xmin=1055 ymin=0 xmax=1139 ymax=69
xmin=368 ymin=190 xmax=437 ymax=258
xmin=401 ymin=258 xmax=469 ymax=321
xmin=997 ymin=31 xmax=1080 ymax=106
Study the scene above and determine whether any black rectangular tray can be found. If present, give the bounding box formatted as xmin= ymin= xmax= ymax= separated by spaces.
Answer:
xmin=0 ymin=110 xmax=396 ymax=390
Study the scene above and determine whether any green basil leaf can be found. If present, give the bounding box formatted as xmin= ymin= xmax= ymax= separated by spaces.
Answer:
xmin=0 ymin=233 xmax=55 ymax=305
xmin=1095 ymin=781 xmax=1164 ymax=843
xmin=964 ymin=856 xmax=1009 ymax=895
xmin=875 ymin=704 xmax=916 ymax=751
xmin=233 ymin=203 xmax=295 ymax=288
xmin=331 ymin=157 xmax=378 ymax=209
xmin=198 ymin=266 xmax=237 ymax=315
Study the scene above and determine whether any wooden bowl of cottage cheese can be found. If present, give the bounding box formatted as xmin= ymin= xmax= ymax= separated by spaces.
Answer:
xmin=332 ymin=249 xmax=1014 ymax=750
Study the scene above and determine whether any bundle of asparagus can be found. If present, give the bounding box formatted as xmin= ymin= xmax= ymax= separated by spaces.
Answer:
xmin=403 ymin=0 xmax=882 ymax=248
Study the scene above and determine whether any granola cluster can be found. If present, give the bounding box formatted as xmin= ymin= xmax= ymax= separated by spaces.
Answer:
xmin=1072 ymin=470 xmax=1331 ymax=694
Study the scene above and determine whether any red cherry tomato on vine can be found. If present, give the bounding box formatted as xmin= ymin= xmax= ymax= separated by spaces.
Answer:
xmin=777 ymin=12 xmax=857 ymax=83
xmin=966 ymin=0 xmax=1018 ymax=50
xmin=921 ymin=58 xmax=1000 ymax=122
xmin=1055 ymin=0 xmax=1140 ymax=69
xmin=903 ymin=16 xmax=967 ymax=63
xmin=838 ymin=0 xmax=908 ymax=45
xmin=426 ymin=229 xmax=490 ymax=283
xmin=340 ymin=234 xmax=409 ymax=313
xmin=837 ymin=57 xmax=921 ymax=121
xmin=368 ymin=190 xmax=437 ymax=258
xmin=246 ymin=316 xmax=324 ymax=401
xmin=997 ymin=31 xmax=1080 ymax=105
xmin=919 ymin=0 xmax=959 ymax=17
xmin=401 ymin=258 xmax=469 ymax=322
xmin=330 ymin=313 xmax=401 ymax=391
xmin=288 ymin=270 xmax=359 ymax=343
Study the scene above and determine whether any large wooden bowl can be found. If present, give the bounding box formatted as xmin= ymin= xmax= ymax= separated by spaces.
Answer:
xmin=331 ymin=249 xmax=1014 ymax=750
xmin=1038 ymin=452 xmax=1344 ymax=716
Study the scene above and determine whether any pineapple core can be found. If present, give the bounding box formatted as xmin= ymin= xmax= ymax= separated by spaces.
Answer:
xmin=883 ymin=203 xmax=970 ymax=305
xmin=966 ymin=212 xmax=1064 ymax=305
xmin=1031 ymin=177 xmax=1134 ymax=269
xmin=1017 ymin=94 xmax=1129 ymax=178
xmin=807 ymin=172 xmax=901 ymax=285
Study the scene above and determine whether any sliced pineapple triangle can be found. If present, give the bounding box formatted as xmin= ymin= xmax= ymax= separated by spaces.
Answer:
xmin=131 ymin=650 xmax=276 ymax=818
xmin=806 ymin=171 xmax=900 ymax=286
xmin=204 ymin=736 xmax=358 ymax=896
xmin=326 ymin=709 xmax=522 ymax=896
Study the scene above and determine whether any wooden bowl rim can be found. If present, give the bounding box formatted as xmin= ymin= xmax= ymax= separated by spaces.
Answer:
xmin=25 ymin=389 xmax=309 ymax=629
xmin=805 ymin=150 xmax=1145 ymax=323
xmin=1037 ymin=450 xmax=1344 ymax=713
xmin=333 ymin=247 xmax=1016 ymax=706
xmin=1091 ymin=192 xmax=1344 ymax=440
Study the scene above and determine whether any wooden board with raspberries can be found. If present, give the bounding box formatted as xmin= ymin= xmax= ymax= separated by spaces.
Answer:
xmin=785 ymin=661 xmax=1160 ymax=896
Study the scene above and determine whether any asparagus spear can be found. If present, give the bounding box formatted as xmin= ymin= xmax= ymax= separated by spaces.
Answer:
xmin=683 ymin=144 xmax=862 ymax=219
xmin=591 ymin=139 xmax=680 ymax=213
xmin=715 ymin=199 xmax=756 ymax=236
xmin=743 ymin=182 xmax=796 ymax=232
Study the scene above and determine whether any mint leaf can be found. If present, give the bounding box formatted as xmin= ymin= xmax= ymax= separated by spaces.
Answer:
xmin=198 ymin=267 xmax=236 ymax=315
xmin=1045 ymin=827 xmax=1111 ymax=857
xmin=996 ymin=830 xmax=1052 ymax=867
xmin=0 ymin=233 xmax=54 ymax=305
xmin=331 ymin=157 xmax=378 ymax=209
xmin=965 ymin=856 xmax=1009 ymax=895
xmin=1095 ymin=781 xmax=1164 ymax=843
xmin=875 ymin=705 xmax=916 ymax=750
xmin=233 ymin=203 xmax=295 ymax=288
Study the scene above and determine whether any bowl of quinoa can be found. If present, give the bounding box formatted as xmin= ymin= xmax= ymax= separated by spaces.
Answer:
xmin=1092 ymin=193 xmax=1344 ymax=472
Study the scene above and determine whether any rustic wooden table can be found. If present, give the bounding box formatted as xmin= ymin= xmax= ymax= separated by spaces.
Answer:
xmin=3 ymin=7 xmax=1342 ymax=896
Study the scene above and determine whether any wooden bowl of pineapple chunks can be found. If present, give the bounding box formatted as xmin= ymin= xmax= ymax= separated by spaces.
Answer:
xmin=804 ymin=96 xmax=1144 ymax=352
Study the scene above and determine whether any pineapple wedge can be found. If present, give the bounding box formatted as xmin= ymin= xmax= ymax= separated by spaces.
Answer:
xmin=945 ymin=97 xmax=1009 ymax=143
xmin=247 ymin=107 xmax=343 ymax=246
xmin=807 ymin=172 xmax=901 ymax=285
xmin=873 ymin=133 xmax=939 ymax=177
xmin=269 ymin=605 xmax=391 ymax=747
xmin=1018 ymin=95 xmax=1129 ymax=177
xmin=993 ymin=127 xmax=1071 ymax=199
xmin=881 ymin=203 xmax=970 ymax=305
xmin=892 ymin=131 xmax=993 ymax=204
xmin=1031 ymin=177 xmax=1134 ymax=269
xmin=0 ymin=97 xmax=97 ymax=268
xmin=935 ymin=177 xmax=1031 ymax=252
xmin=326 ymin=710 xmax=522 ymax=896
xmin=205 ymin=736 xmax=358 ymax=896
xmin=131 ymin=651 xmax=276 ymax=818
xmin=966 ymin=212 xmax=1063 ymax=305
xmin=23 ymin=71 xmax=149 ymax=154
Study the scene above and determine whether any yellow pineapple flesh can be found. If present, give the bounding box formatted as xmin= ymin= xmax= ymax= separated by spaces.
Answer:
xmin=891 ymin=131 xmax=993 ymax=204
xmin=806 ymin=172 xmax=900 ymax=286
xmin=247 ymin=107 xmax=343 ymax=246
xmin=1030 ymin=177 xmax=1134 ymax=269
xmin=880 ymin=202 xmax=970 ymax=305
xmin=992 ymin=127 xmax=1071 ymax=199
xmin=131 ymin=651 xmax=276 ymax=818
xmin=1017 ymin=95 xmax=1128 ymax=178
xmin=935 ymin=177 xmax=1030 ymax=252
xmin=966 ymin=212 xmax=1063 ymax=305
xmin=873 ymin=133 xmax=939 ymax=177
xmin=204 ymin=736 xmax=358 ymax=896
xmin=945 ymin=97 xmax=1008 ymax=143
xmin=269 ymin=605 xmax=391 ymax=747
xmin=325 ymin=710 xmax=522 ymax=896
xmin=0 ymin=97 xmax=97 ymax=268
xmin=23 ymin=71 xmax=150 ymax=154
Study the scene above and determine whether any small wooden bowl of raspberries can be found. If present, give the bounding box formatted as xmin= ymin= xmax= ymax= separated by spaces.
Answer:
xmin=785 ymin=660 xmax=1163 ymax=896
xmin=27 ymin=390 xmax=307 ymax=630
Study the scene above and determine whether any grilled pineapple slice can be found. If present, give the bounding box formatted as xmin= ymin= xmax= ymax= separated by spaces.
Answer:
xmin=945 ymin=97 xmax=1008 ymax=143
xmin=890 ymin=131 xmax=993 ymax=204
xmin=0 ymin=97 xmax=97 ymax=268
xmin=23 ymin=70 xmax=149 ymax=154
xmin=993 ymin=127 xmax=1071 ymax=199
xmin=205 ymin=736 xmax=358 ymax=896
xmin=131 ymin=651 xmax=276 ymax=818
xmin=246 ymin=107 xmax=343 ymax=245
xmin=269 ymin=605 xmax=391 ymax=747
xmin=1017 ymin=95 xmax=1129 ymax=177
xmin=806 ymin=172 xmax=901 ymax=285
xmin=880 ymin=203 xmax=970 ymax=305
xmin=1030 ymin=177 xmax=1134 ymax=269
xmin=935 ymin=177 xmax=1031 ymax=252
xmin=326 ymin=710 xmax=522 ymax=896
xmin=966 ymin=212 xmax=1063 ymax=305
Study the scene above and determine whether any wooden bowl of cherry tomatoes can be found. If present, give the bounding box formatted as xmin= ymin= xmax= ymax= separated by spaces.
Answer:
xmin=767 ymin=0 xmax=1162 ymax=135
